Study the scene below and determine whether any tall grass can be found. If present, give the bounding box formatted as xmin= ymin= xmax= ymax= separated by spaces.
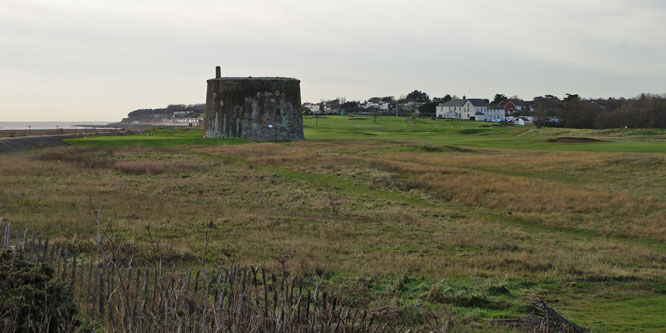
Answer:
xmin=1 ymin=139 xmax=665 ymax=330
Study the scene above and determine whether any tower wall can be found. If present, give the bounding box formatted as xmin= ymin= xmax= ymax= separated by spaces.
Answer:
xmin=204 ymin=75 xmax=304 ymax=141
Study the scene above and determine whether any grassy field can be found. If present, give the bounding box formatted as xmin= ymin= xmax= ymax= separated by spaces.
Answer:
xmin=1 ymin=116 xmax=665 ymax=331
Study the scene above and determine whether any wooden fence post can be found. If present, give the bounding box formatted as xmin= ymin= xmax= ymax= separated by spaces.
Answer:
xmin=71 ymin=255 xmax=77 ymax=299
xmin=98 ymin=263 xmax=105 ymax=319
xmin=6 ymin=223 xmax=11 ymax=251
xmin=0 ymin=217 xmax=4 ymax=249
xmin=87 ymin=261 xmax=94 ymax=304
xmin=61 ymin=250 xmax=68 ymax=281
xmin=15 ymin=225 xmax=19 ymax=251
xmin=22 ymin=228 xmax=28 ymax=257
xmin=35 ymin=238 xmax=42 ymax=265
xmin=42 ymin=238 xmax=49 ymax=265
xmin=56 ymin=246 xmax=62 ymax=275
xmin=78 ymin=259 xmax=85 ymax=306
xmin=29 ymin=232 xmax=35 ymax=260
xmin=94 ymin=263 xmax=100 ymax=318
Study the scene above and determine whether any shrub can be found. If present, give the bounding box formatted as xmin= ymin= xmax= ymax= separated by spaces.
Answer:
xmin=0 ymin=251 xmax=79 ymax=332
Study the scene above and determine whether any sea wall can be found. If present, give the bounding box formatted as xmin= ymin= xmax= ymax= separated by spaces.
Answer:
xmin=0 ymin=133 xmax=124 ymax=153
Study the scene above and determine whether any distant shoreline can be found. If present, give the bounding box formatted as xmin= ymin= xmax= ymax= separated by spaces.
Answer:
xmin=0 ymin=122 xmax=201 ymax=137
xmin=0 ymin=121 xmax=113 ymax=131
xmin=0 ymin=128 xmax=122 ymax=138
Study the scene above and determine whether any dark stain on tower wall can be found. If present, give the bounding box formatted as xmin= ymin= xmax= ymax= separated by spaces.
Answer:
xmin=204 ymin=67 xmax=304 ymax=141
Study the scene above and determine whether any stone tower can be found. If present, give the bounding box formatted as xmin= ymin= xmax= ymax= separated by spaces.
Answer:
xmin=203 ymin=66 xmax=304 ymax=141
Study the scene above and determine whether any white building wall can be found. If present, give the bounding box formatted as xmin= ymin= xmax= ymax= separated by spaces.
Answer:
xmin=484 ymin=107 xmax=505 ymax=121
xmin=461 ymin=101 xmax=477 ymax=120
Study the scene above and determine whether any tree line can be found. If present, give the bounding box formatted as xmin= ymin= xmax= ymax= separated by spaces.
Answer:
xmin=533 ymin=93 xmax=666 ymax=129
xmin=393 ymin=91 xmax=666 ymax=129
xmin=122 ymin=104 xmax=205 ymax=123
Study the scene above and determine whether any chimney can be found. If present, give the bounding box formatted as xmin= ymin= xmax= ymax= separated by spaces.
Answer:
xmin=215 ymin=66 xmax=221 ymax=79
xmin=463 ymin=95 xmax=466 ymax=100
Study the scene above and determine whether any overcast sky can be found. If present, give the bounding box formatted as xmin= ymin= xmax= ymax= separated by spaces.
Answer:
xmin=2 ymin=0 xmax=666 ymax=121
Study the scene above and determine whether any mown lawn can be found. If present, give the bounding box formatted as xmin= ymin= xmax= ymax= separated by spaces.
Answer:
xmin=3 ymin=116 xmax=664 ymax=330
xmin=66 ymin=116 xmax=666 ymax=153
xmin=302 ymin=116 xmax=666 ymax=153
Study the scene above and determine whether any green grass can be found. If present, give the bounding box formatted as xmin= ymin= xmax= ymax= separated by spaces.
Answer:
xmin=66 ymin=117 xmax=666 ymax=153
xmin=567 ymin=294 xmax=666 ymax=331
xmin=304 ymin=116 xmax=666 ymax=153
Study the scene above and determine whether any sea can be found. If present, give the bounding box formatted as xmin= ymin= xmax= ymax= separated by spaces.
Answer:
xmin=0 ymin=121 xmax=113 ymax=130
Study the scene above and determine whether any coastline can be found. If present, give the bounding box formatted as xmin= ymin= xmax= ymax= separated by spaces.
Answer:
xmin=0 ymin=128 xmax=121 ymax=138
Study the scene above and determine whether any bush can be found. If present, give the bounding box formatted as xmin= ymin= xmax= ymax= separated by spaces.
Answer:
xmin=0 ymin=251 xmax=79 ymax=332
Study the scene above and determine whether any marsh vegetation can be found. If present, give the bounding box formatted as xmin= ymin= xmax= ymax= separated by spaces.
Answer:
xmin=1 ymin=117 xmax=664 ymax=331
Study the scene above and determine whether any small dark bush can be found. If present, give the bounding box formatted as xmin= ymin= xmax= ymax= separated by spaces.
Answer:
xmin=0 ymin=251 xmax=79 ymax=332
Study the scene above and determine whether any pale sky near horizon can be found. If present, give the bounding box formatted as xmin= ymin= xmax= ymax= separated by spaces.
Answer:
xmin=1 ymin=0 xmax=665 ymax=121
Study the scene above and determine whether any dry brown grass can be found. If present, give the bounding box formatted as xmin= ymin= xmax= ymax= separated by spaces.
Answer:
xmin=2 ymin=141 xmax=666 ymax=330
xmin=112 ymin=160 xmax=198 ymax=174
xmin=35 ymin=146 xmax=203 ymax=175
xmin=0 ymin=142 xmax=664 ymax=286
xmin=196 ymin=142 xmax=665 ymax=241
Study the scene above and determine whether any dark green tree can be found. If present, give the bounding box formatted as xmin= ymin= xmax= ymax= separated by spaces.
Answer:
xmin=405 ymin=90 xmax=430 ymax=102
xmin=433 ymin=95 xmax=452 ymax=103
xmin=492 ymin=94 xmax=507 ymax=104
xmin=418 ymin=101 xmax=439 ymax=116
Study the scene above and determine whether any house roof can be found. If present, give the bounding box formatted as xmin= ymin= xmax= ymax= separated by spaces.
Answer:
xmin=439 ymin=99 xmax=467 ymax=107
xmin=439 ymin=98 xmax=488 ymax=107
xmin=487 ymin=104 xmax=503 ymax=109
xmin=467 ymin=99 xmax=488 ymax=106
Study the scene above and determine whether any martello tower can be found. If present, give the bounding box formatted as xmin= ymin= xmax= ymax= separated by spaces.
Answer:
xmin=203 ymin=66 xmax=304 ymax=141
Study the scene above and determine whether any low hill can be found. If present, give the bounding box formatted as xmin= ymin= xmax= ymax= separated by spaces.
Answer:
xmin=120 ymin=104 xmax=204 ymax=124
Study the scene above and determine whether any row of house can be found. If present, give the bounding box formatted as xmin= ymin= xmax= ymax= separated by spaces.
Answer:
xmin=436 ymin=98 xmax=506 ymax=122
xmin=305 ymin=99 xmax=423 ymax=115
xmin=163 ymin=117 xmax=203 ymax=124
xmin=304 ymin=97 xmax=537 ymax=123
xmin=359 ymin=101 xmax=391 ymax=111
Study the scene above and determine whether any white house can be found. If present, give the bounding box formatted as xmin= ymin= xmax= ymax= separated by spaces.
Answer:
xmin=360 ymin=101 xmax=379 ymax=109
xmin=517 ymin=116 xmax=534 ymax=126
xmin=481 ymin=104 xmax=506 ymax=122
xmin=436 ymin=98 xmax=488 ymax=120
xmin=379 ymin=102 xmax=390 ymax=111
xmin=303 ymin=103 xmax=320 ymax=113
